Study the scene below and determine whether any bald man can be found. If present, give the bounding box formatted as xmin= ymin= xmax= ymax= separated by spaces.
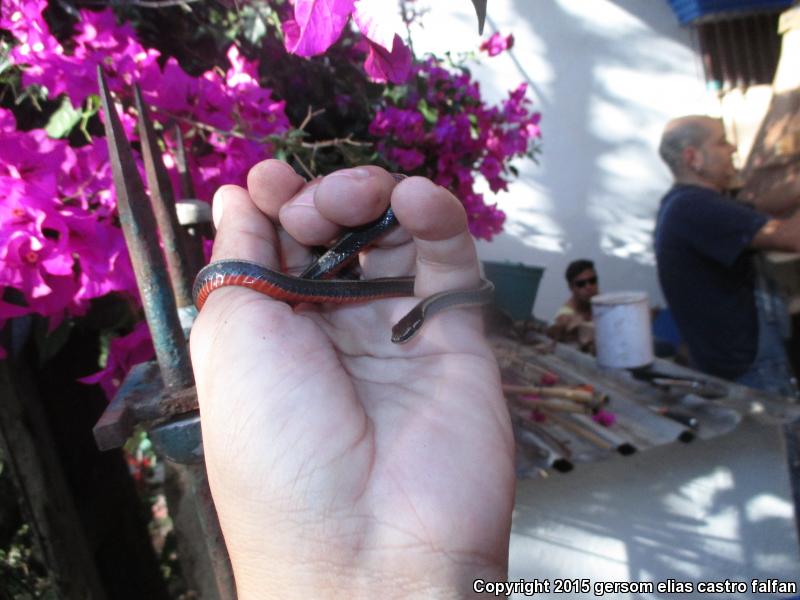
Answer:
xmin=655 ymin=115 xmax=800 ymax=396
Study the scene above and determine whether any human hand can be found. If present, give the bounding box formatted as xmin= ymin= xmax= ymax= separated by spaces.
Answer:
xmin=189 ymin=160 xmax=515 ymax=599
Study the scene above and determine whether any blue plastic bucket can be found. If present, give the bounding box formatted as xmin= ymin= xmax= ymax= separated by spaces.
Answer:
xmin=482 ymin=261 xmax=545 ymax=321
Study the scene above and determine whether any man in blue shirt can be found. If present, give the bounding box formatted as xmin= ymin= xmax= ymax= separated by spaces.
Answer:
xmin=655 ymin=115 xmax=800 ymax=396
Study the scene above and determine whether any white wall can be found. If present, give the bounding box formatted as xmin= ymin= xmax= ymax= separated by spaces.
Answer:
xmin=410 ymin=0 xmax=716 ymax=320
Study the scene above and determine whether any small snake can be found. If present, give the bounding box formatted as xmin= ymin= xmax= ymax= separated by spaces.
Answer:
xmin=192 ymin=207 xmax=494 ymax=343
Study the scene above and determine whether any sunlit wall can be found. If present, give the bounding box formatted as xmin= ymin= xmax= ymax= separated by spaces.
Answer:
xmin=410 ymin=0 xmax=716 ymax=320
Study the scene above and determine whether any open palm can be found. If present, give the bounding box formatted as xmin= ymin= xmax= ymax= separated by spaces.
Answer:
xmin=190 ymin=161 xmax=515 ymax=598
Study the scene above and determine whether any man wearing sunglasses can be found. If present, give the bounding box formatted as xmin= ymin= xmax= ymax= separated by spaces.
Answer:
xmin=547 ymin=259 xmax=599 ymax=351
xmin=656 ymin=115 xmax=800 ymax=397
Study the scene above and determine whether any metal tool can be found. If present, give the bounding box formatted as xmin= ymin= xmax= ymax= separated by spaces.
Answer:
xmin=629 ymin=367 xmax=728 ymax=399
xmin=94 ymin=68 xmax=202 ymax=453
xmin=93 ymin=68 xmax=233 ymax=600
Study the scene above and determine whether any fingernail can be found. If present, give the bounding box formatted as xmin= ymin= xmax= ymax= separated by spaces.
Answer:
xmin=211 ymin=187 xmax=229 ymax=228
xmin=329 ymin=167 xmax=371 ymax=179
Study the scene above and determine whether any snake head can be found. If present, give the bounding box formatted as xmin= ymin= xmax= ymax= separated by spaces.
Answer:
xmin=391 ymin=310 xmax=425 ymax=344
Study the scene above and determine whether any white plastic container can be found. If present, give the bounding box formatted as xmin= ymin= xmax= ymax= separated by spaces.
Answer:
xmin=591 ymin=291 xmax=654 ymax=369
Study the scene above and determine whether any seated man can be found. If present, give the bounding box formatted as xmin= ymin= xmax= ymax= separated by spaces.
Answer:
xmin=547 ymin=259 xmax=598 ymax=351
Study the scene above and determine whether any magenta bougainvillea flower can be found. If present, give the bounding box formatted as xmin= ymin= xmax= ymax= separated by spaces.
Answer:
xmin=363 ymin=34 xmax=413 ymax=84
xmin=0 ymin=0 xmax=289 ymax=376
xmin=282 ymin=0 xmax=411 ymax=83
xmin=369 ymin=62 xmax=541 ymax=239
xmin=79 ymin=320 xmax=154 ymax=399
xmin=283 ymin=0 xmax=355 ymax=56
xmin=480 ymin=32 xmax=515 ymax=57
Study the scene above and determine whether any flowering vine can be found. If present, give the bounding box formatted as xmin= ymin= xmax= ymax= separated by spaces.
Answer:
xmin=0 ymin=0 xmax=541 ymax=397
xmin=369 ymin=59 xmax=540 ymax=239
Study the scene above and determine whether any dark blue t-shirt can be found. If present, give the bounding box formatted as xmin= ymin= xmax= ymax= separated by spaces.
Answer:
xmin=655 ymin=184 xmax=767 ymax=379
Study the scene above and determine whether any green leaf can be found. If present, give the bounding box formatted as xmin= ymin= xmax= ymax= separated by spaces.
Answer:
xmin=45 ymin=97 xmax=81 ymax=138
xmin=83 ymin=94 xmax=100 ymax=118
xmin=239 ymin=4 xmax=268 ymax=45
xmin=383 ymin=84 xmax=409 ymax=105
xmin=78 ymin=94 xmax=100 ymax=142
xmin=36 ymin=318 xmax=75 ymax=366
xmin=417 ymin=98 xmax=438 ymax=124
xmin=0 ymin=55 xmax=13 ymax=78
